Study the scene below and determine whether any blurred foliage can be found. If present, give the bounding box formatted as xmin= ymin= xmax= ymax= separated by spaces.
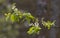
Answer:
xmin=41 ymin=18 xmax=56 ymax=29
xmin=5 ymin=4 xmax=35 ymax=23
xmin=27 ymin=22 xmax=41 ymax=35
xmin=5 ymin=3 xmax=41 ymax=35
xmin=0 ymin=17 xmax=19 ymax=38
xmin=0 ymin=3 xmax=56 ymax=38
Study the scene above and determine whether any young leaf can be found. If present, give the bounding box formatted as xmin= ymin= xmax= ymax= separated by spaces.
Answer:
xmin=27 ymin=26 xmax=41 ymax=35
xmin=41 ymin=18 xmax=56 ymax=29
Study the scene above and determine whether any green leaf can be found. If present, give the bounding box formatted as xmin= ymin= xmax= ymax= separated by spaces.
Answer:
xmin=27 ymin=26 xmax=35 ymax=34
xmin=41 ymin=18 xmax=56 ymax=29
xmin=10 ymin=14 xmax=15 ymax=22
xmin=27 ymin=26 xmax=41 ymax=35
xmin=5 ymin=13 xmax=11 ymax=21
